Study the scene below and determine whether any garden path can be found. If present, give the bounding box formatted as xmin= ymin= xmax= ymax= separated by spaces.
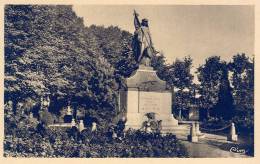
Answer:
xmin=177 ymin=133 xmax=251 ymax=158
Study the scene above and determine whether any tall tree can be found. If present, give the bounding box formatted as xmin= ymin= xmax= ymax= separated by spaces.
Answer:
xmin=151 ymin=52 xmax=169 ymax=85
xmin=229 ymin=53 xmax=254 ymax=113
xmin=88 ymin=25 xmax=137 ymax=88
xmin=197 ymin=56 xmax=226 ymax=118
xmin=213 ymin=63 xmax=234 ymax=120
xmin=4 ymin=5 xmax=118 ymax=124
xmin=170 ymin=57 xmax=194 ymax=119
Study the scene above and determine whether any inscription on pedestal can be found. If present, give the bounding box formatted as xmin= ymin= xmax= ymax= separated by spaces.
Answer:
xmin=138 ymin=92 xmax=171 ymax=114
xmin=139 ymin=94 xmax=161 ymax=112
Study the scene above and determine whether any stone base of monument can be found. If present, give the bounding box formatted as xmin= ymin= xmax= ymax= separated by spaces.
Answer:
xmin=125 ymin=113 xmax=178 ymax=130
xmin=161 ymin=124 xmax=190 ymax=134
xmin=124 ymin=113 xmax=144 ymax=129
xmin=198 ymin=133 xmax=205 ymax=138
xmin=120 ymin=65 xmax=179 ymax=131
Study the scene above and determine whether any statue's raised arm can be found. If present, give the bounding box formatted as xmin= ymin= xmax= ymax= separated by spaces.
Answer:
xmin=133 ymin=10 xmax=141 ymax=30
xmin=132 ymin=10 xmax=155 ymax=67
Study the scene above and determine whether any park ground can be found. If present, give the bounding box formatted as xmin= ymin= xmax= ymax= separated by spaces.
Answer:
xmin=176 ymin=131 xmax=252 ymax=157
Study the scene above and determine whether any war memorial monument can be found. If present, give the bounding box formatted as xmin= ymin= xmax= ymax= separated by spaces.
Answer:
xmin=119 ymin=11 xmax=178 ymax=132
xmin=4 ymin=5 xmax=254 ymax=158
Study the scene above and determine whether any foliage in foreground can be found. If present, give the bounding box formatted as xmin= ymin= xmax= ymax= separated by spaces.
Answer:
xmin=4 ymin=125 xmax=188 ymax=158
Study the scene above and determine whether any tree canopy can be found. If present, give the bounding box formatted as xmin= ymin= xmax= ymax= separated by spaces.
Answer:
xmin=4 ymin=5 xmax=132 ymax=123
xmin=5 ymin=5 xmax=254 ymax=125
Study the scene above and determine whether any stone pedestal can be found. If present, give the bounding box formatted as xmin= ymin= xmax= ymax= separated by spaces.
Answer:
xmin=119 ymin=66 xmax=178 ymax=131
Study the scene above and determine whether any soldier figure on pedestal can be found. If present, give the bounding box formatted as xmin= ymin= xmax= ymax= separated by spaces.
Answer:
xmin=132 ymin=10 xmax=156 ymax=67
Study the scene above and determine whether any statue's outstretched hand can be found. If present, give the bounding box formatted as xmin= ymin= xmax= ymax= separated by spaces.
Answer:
xmin=133 ymin=10 xmax=139 ymax=17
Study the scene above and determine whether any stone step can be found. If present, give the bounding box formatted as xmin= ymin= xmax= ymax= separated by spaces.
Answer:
xmin=162 ymin=129 xmax=189 ymax=134
xmin=161 ymin=124 xmax=191 ymax=135
xmin=162 ymin=128 xmax=190 ymax=132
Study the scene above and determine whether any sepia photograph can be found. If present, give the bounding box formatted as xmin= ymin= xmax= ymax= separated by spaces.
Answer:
xmin=3 ymin=3 xmax=255 ymax=158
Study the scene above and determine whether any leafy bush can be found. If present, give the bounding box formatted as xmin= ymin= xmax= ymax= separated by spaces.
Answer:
xmin=4 ymin=123 xmax=189 ymax=157
xmin=232 ymin=111 xmax=254 ymax=135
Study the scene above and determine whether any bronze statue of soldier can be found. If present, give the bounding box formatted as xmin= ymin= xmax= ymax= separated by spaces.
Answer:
xmin=132 ymin=10 xmax=155 ymax=67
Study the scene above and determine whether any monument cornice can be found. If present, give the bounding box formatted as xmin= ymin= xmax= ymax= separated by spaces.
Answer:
xmin=126 ymin=66 xmax=166 ymax=92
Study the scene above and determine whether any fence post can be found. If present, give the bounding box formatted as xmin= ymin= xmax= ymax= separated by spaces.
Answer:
xmin=227 ymin=122 xmax=238 ymax=142
xmin=195 ymin=121 xmax=201 ymax=135
xmin=79 ymin=120 xmax=85 ymax=132
xmin=188 ymin=123 xmax=198 ymax=142
xmin=71 ymin=118 xmax=76 ymax=127
xmin=91 ymin=122 xmax=97 ymax=132
xmin=195 ymin=121 xmax=205 ymax=138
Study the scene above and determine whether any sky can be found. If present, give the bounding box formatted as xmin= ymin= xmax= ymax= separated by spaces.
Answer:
xmin=73 ymin=5 xmax=254 ymax=78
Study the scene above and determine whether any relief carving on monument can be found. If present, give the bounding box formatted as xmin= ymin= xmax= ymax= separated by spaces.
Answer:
xmin=138 ymin=80 xmax=162 ymax=91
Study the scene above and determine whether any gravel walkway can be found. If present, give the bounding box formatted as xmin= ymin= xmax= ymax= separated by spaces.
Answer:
xmin=177 ymin=133 xmax=252 ymax=158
